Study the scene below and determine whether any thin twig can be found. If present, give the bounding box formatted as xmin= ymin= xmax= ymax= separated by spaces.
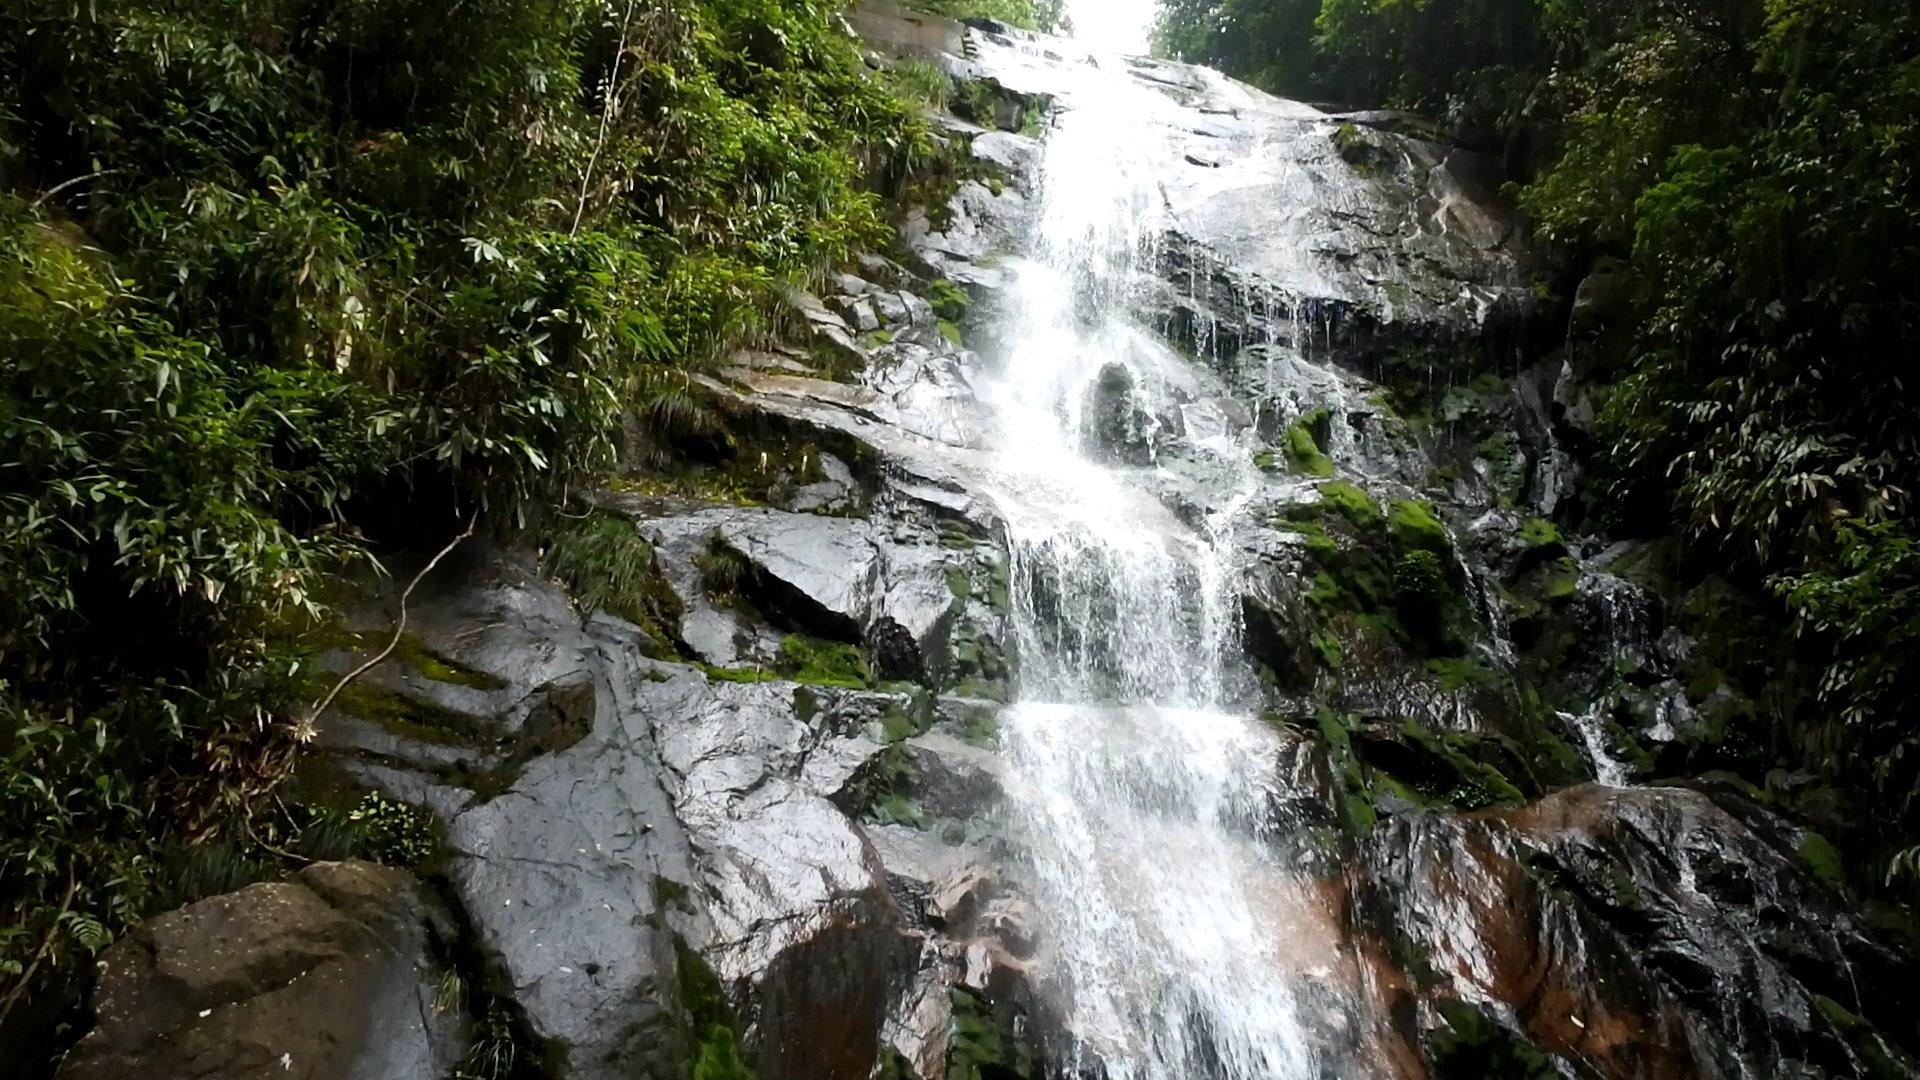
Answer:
xmin=0 ymin=873 xmax=78 ymax=1026
xmin=31 ymin=171 xmax=115 ymax=209
xmin=571 ymin=0 xmax=640 ymax=238
xmin=306 ymin=513 xmax=478 ymax=724
xmin=246 ymin=818 xmax=313 ymax=866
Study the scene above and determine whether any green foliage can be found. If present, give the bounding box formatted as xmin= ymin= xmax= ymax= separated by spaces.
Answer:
xmin=1157 ymin=0 xmax=1920 ymax=870
xmin=695 ymin=535 xmax=754 ymax=598
xmin=927 ymin=278 xmax=971 ymax=322
xmin=543 ymin=511 xmax=685 ymax=654
xmin=946 ymin=985 xmax=1036 ymax=1080
xmin=906 ymin=0 xmax=1070 ymax=33
xmin=1393 ymin=549 xmax=1448 ymax=600
xmin=1797 ymin=829 xmax=1849 ymax=892
xmin=890 ymin=59 xmax=955 ymax=111
xmin=1290 ymin=482 xmax=1467 ymax=665
xmin=0 ymin=0 xmax=920 ymax=987
xmin=297 ymin=791 xmax=440 ymax=868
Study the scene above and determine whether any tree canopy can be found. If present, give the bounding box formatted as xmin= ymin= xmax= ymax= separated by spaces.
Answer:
xmin=0 ymin=0 xmax=924 ymax=991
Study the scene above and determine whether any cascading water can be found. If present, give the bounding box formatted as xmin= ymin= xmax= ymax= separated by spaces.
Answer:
xmin=974 ymin=52 xmax=1331 ymax=1080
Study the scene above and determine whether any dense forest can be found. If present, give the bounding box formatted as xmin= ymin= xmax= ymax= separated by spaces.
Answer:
xmin=1159 ymin=0 xmax=1920 ymax=886
xmin=0 ymin=0 xmax=944 ymax=1020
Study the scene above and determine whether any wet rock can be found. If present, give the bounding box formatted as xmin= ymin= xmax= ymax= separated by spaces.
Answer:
xmin=644 ymin=674 xmax=923 ymax=1075
xmin=1571 ymin=256 xmax=1633 ymax=329
xmin=58 ymin=862 xmax=464 ymax=1080
xmin=1352 ymin=784 xmax=1920 ymax=1080
xmin=869 ymin=615 xmax=927 ymax=683
xmin=1084 ymin=362 xmax=1157 ymax=465
xmin=441 ymin=620 xmax=698 ymax=1080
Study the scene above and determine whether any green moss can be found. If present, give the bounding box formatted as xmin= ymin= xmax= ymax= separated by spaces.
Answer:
xmin=944 ymin=565 xmax=972 ymax=605
xmin=1544 ymin=557 xmax=1579 ymax=600
xmin=1330 ymin=122 xmax=1393 ymax=176
xmin=1310 ymin=630 xmax=1346 ymax=670
xmin=945 ymin=701 xmax=1002 ymax=747
xmin=676 ymin=939 xmax=755 ymax=1080
xmin=1388 ymin=499 xmax=1449 ymax=551
xmin=1398 ymin=721 xmax=1526 ymax=810
xmin=936 ymin=319 xmax=964 ymax=346
xmin=791 ymin=686 xmax=819 ymax=722
xmin=1316 ymin=481 xmax=1383 ymax=529
xmin=332 ymin=682 xmax=477 ymax=743
xmin=1798 ymin=829 xmax=1848 ymax=891
xmin=390 ymin=636 xmax=509 ymax=689
xmin=1283 ymin=408 xmax=1336 ymax=477
xmin=1813 ymin=996 xmax=1916 ymax=1080
xmin=1425 ymin=656 xmax=1495 ymax=691
xmin=1518 ymin=517 xmax=1565 ymax=552
xmin=945 ymin=985 xmax=1036 ymax=1080
xmin=776 ymin=635 xmax=871 ymax=689
xmin=926 ymin=278 xmax=970 ymax=322
xmin=1315 ymin=709 xmax=1378 ymax=836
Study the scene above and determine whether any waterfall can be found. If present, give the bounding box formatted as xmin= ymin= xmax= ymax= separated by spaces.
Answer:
xmin=975 ymin=53 xmax=1323 ymax=1080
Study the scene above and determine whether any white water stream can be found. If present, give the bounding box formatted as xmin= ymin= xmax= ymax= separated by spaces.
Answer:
xmin=975 ymin=54 xmax=1326 ymax=1080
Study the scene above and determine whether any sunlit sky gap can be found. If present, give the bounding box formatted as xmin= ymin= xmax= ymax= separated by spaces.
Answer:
xmin=1062 ymin=0 xmax=1157 ymax=56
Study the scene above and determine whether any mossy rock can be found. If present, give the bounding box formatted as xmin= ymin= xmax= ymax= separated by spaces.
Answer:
xmin=1317 ymin=480 xmax=1381 ymax=528
xmin=1388 ymin=498 xmax=1449 ymax=552
xmin=676 ymin=938 xmax=753 ymax=1080
xmin=1283 ymin=408 xmax=1336 ymax=477
xmin=776 ymin=634 xmax=872 ymax=689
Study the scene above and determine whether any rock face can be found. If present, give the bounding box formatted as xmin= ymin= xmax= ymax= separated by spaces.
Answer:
xmin=57 ymin=861 xmax=464 ymax=1080
xmin=57 ymin=6 xmax=1919 ymax=1080
xmin=1342 ymin=784 xmax=1920 ymax=1079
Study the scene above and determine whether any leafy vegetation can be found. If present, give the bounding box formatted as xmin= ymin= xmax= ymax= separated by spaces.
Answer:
xmin=543 ymin=510 xmax=685 ymax=654
xmin=0 ymin=0 xmax=924 ymax=999
xmin=905 ymin=0 xmax=1069 ymax=33
xmin=1155 ymin=0 xmax=1920 ymax=886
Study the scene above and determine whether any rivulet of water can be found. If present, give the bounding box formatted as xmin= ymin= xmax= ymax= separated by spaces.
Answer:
xmin=973 ymin=48 xmax=1324 ymax=1080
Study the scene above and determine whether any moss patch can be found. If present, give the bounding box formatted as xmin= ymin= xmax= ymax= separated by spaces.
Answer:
xmin=946 ymin=985 xmax=1037 ymax=1080
xmin=1283 ymin=407 xmax=1336 ymax=477
xmin=1317 ymin=480 xmax=1382 ymax=528
xmin=776 ymin=634 xmax=872 ymax=689
xmin=1388 ymin=498 xmax=1449 ymax=552
xmin=1519 ymin=517 xmax=1565 ymax=553
xmin=1798 ymin=829 xmax=1849 ymax=892
xmin=674 ymin=938 xmax=755 ymax=1080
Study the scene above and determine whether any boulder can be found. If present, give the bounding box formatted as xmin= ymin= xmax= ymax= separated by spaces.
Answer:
xmin=58 ymin=862 xmax=464 ymax=1080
